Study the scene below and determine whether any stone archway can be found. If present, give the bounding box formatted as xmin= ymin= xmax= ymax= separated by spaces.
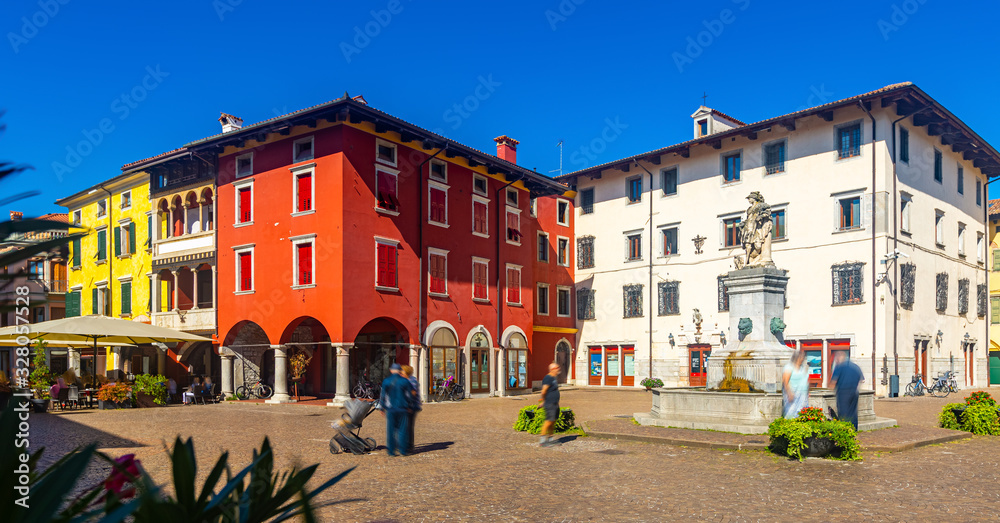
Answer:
xmin=222 ymin=320 xmax=271 ymax=396
xmin=351 ymin=317 xmax=409 ymax=397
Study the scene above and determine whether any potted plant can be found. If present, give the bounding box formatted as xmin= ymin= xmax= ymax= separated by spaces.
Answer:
xmin=29 ymin=341 xmax=52 ymax=413
xmin=132 ymin=374 xmax=168 ymax=407
xmin=97 ymin=382 xmax=132 ymax=409
xmin=940 ymin=391 xmax=1000 ymax=434
xmin=767 ymin=407 xmax=861 ymax=461
xmin=640 ymin=377 xmax=664 ymax=391
xmin=289 ymin=351 xmax=312 ymax=400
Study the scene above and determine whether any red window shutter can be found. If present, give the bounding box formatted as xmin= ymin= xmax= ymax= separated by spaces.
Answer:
xmin=474 ymin=262 xmax=487 ymax=299
xmin=377 ymin=244 xmax=388 ymax=286
xmin=239 ymin=252 xmax=252 ymax=291
xmin=239 ymin=188 xmax=251 ymax=223
xmin=386 ymin=245 xmax=397 ymax=287
xmin=429 ymin=254 xmax=446 ymax=293
xmin=377 ymin=171 xmax=397 ymax=210
xmin=507 ymin=211 xmax=520 ymax=241
xmin=473 ymin=201 xmax=487 ymax=234
xmin=508 ymin=268 xmax=520 ymax=303
xmin=297 ymin=174 xmax=312 ymax=212
xmin=430 ymin=188 xmax=446 ymax=223
xmin=298 ymin=243 xmax=312 ymax=285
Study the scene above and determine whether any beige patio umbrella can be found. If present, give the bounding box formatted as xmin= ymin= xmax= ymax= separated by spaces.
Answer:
xmin=0 ymin=315 xmax=211 ymax=388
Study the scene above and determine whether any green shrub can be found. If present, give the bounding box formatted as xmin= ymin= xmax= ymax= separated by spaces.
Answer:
xmin=961 ymin=403 xmax=1000 ymax=435
xmin=640 ymin=377 xmax=664 ymax=388
xmin=133 ymin=374 xmax=168 ymax=405
xmin=767 ymin=416 xmax=860 ymax=461
xmin=513 ymin=405 xmax=576 ymax=434
xmin=938 ymin=402 xmax=966 ymax=430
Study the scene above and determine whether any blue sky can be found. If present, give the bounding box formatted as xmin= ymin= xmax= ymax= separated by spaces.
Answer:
xmin=2 ymin=0 xmax=998 ymax=217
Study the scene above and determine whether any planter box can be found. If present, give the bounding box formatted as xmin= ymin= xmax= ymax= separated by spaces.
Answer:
xmin=801 ymin=436 xmax=835 ymax=458
xmin=99 ymin=399 xmax=129 ymax=410
xmin=135 ymin=392 xmax=162 ymax=408
xmin=30 ymin=398 xmax=49 ymax=413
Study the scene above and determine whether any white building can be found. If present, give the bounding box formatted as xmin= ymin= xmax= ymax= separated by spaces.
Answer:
xmin=560 ymin=83 xmax=999 ymax=395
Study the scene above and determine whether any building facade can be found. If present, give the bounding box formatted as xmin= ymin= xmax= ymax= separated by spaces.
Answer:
xmin=988 ymin=199 xmax=1000 ymax=384
xmin=183 ymin=96 xmax=573 ymax=403
xmin=560 ymin=83 xmax=998 ymax=395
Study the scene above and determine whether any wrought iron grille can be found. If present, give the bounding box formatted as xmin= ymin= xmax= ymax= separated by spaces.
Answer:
xmin=577 ymin=236 xmax=595 ymax=269
xmin=764 ymin=142 xmax=785 ymax=174
xmin=978 ymin=284 xmax=988 ymax=317
xmin=623 ymin=284 xmax=643 ymax=318
xmin=718 ymin=275 xmax=730 ymax=312
xmin=958 ymin=278 xmax=970 ymax=315
xmin=899 ymin=263 xmax=915 ymax=309
xmin=831 ymin=262 xmax=864 ymax=305
xmin=935 ymin=272 xmax=948 ymax=312
xmin=577 ymin=288 xmax=595 ymax=320
xmin=658 ymin=281 xmax=680 ymax=316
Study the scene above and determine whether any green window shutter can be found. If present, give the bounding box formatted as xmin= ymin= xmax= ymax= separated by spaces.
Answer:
xmin=129 ymin=222 xmax=137 ymax=254
xmin=114 ymin=226 xmax=121 ymax=257
xmin=104 ymin=288 xmax=111 ymax=316
xmin=92 ymin=288 xmax=98 ymax=315
xmin=121 ymin=282 xmax=132 ymax=315
xmin=66 ymin=291 xmax=80 ymax=317
xmin=992 ymin=297 xmax=1000 ymax=324
xmin=146 ymin=215 xmax=152 ymax=247
xmin=72 ymin=238 xmax=81 ymax=267
xmin=97 ymin=230 xmax=107 ymax=261
xmin=993 ymin=249 xmax=1000 ymax=271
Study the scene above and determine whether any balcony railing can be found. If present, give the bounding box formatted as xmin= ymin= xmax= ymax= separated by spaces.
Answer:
xmin=45 ymin=279 xmax=68 ymax=293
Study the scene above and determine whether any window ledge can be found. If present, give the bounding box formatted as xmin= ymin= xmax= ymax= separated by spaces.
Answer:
xmin=429 ymin=221 xmax=450 ymax=228
xmin=375 ymin=207 xmax=400 ymax=217
xmin=626 ymin=200 xmax=642 ymax=205
xmin=556 ymin=314 xmax=571 ymax=319
xmin=832 ymin=227 xmax=865 ymax=235
xmin=472 ymin=232 xmax=489 ymax=239
xmin=429 ymin=292 xmax=449 ymax=299
xmin=660 ymin=193 xmax=678 ymax=199
xmin=95 ymin=260 xmax=107 ymax=266
xmin=721 ymin=179 xmax=743 ymax=186
xmin=234 ymin=290 xmax=255 ymax=295
xmin=936 ymin=243 xmax=946 ymax=249
xmin=538 ymin=258 xmax=549 ymax=264
xmin=557 ymin=262 xmax=570 ymax=267
xmin=117 ymin=254 xmax=132 ymax=260
xmin=291 ymin=210 xmax=316 ymax=218
xmin=624 ymin=258 xmax=644 ymax=263
xmin=556 ymin=221 xmax=569 ymax=227
xmin=291 ymin=284 xmax=316 ymax=290
xmin=657 ymin=253 xmax=680 ymax=259
xmin=234 ymin=221 xmax=254 ymax=228
xmin=473 ymin=297 xmax=491 ymax=304
xmin=375 ymin=285 xmax=399 ymax=293
xmin=831 ymin=301 xmax=865 ymax=307
xmin=71 ymin=265 xmax=81 ymax=271
xmin=763 ymin=169 xmax=786 ymax=177
xmin=507 ymin=302 xmax=523 ymax=307
xmin=771 ymin=237 xmax=789 ymax=244
xmin=900 ymin=230 xmax=912 ymax=237
xmin=959 ymin=253 xmax=967 ymax=259
xmin=506 ymin=240 xmax=521 ymax=247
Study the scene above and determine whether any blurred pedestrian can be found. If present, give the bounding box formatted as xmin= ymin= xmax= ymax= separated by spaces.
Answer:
xmin=400 ymin=364 xmax=421 ymax=454
xmin=782 ymin=351 xmax=809 ymax=418
xmin=538 ymin=363 xmax=561 ymax=447
xmin=829 ymin=352 xmax=864 ymax=430
xmin=183 ymin=377 xmax=201 ymax=405
xmin=379 ymin=363 xmax=414 ymax=456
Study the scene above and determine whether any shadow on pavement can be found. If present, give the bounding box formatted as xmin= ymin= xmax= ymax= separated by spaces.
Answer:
xmin=555 ymin=435 xmax=580 ymax=444
xmin=412 ymin=441 xmax=454 ymax=454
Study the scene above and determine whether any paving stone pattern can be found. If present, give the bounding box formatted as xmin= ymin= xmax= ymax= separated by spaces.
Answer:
xmin=29 ymin=388 xmax=1000 ymax=522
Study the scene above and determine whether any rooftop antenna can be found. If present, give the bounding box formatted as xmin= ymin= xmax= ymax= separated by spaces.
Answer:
xmin=549 ymin=140 xmax=564 ymax=177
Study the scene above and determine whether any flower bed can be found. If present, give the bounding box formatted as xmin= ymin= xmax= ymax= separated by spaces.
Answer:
xmin=939 ymin=391 xmax=1000 ymax=435
xmin=767 ymin=407 xmax=861 ymax=461
xmin=513 ymin=405 xmax=576 ymax=434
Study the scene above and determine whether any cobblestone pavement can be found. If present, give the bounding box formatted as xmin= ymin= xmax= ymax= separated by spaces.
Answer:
xmin=28 ymin=388 xmax=1000 ymax=522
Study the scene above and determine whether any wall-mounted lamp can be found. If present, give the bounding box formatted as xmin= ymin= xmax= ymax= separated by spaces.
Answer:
xmin=668 ymin=333 xmax=675 ymax=347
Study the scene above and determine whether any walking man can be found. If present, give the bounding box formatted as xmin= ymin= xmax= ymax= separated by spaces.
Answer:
xmin=829 ymin=352 xmax=864 ymax=430
xmin=379 ymin=363 xmax=415 ymax=456
xmin=538 ymin=363 xmax=561 ymax=447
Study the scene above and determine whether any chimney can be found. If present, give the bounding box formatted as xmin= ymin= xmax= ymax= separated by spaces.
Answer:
xmin=219 ymin=112 xmax=243 ymax=133
xmin=9 ymin=211 xmax=22 ymax=221
xmin=494 ymin=135 xmax=519 ymax=164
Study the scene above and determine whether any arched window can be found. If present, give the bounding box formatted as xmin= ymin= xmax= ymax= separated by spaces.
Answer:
xmin=429 ymin=328 xmax=459 ymax=396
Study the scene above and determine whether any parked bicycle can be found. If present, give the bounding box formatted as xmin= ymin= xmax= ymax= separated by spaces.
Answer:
xmin=235 ymin=378 xmax=273 ymax=400
xmin=352 ymin=370 xmax=380 ymax=400
xmin=431 ymin=375 xmax=464 ymax=402
xmin=904 ymin=373 xmax=951 ymax=398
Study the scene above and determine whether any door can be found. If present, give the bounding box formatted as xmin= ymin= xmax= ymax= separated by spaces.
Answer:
xmin=589 ymin=347 xmax=602 ymax=385
xmin=688 ymin=345 xmax=711 ymax=387
xmin=556 ymin=342 xmax=571 ymax=384
xmin=965 ymin=343 xmax=974 ymax=387
xmin=622 ymin=346 xmax=635 ymax=387
xmin=989 ymin=351 xmax=1000 ymax=385
xmin=470 ymin=348 xmax=489 ymax=393
xmin=921 ymin=341 xmax=929 ymax=385
xmin=605 ymin=346 xmax=620 ymax=386
xmin=801 ymin=340 xmax=823 ymax=388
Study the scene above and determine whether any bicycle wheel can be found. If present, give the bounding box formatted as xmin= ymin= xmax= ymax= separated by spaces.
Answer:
xmin=234 ymin=385 xmax=249 ymax=399
xmin=449 ymin=386 xmax=464 ymax=401
xmin=364 ymin=437 xmax=378 ymax=452
xmin=329 ymin=437 xmax=342 ymax=454
xmin=927 ymin=384 xmax=943 ymax=398
xmin=904 ymin=383 xmax=917 ymax=396
xmin=257 ymin=384 xmax=273 ymax=399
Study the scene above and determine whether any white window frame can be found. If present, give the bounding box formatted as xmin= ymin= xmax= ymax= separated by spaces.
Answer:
xmin=556 ymin=285 xmax=572 ymax=318
xmin=556 ymin=235 xmax=570 ymax=267
xmin=374 ymin=236 xmax=401 ymax=292
xmin=832 ymin=189 xmax=866 ymax=232
xmin=958 ymin=222 xmax=967 ymax=257
xmin=472 ymin=195 xmax=489 ymax=238
xmin=233 ymin=243 xmax=255 ymax=295
xmin=900 ymin=192 xmax=912 ymax=234
xmin=473 ymin=174 xmax=488 ymax=196
xmin=96 ymin=199 xmax=108 ymax=218
xmin=120 ymin=190 xmax=132 ymax=210
xmin=506 ymin=187 xmax=519 ymax=207
xmin=529 ymin=196 xmax=537 ymax=217
xmin=293 ymin=135 xmax=314 ymax=164
xmin=624 ymin=229 xmax=643 ymax=262
xmin=721 ymin=149 xmax=743 ymax=185
xmin=375 ymin=138 xmax=397 ymax=167
xmin=374 ymin=165 xmax=400 ymax=216
xmin=769 ymin=203 xmax=788 ymax=241
xmin=118 ymin=218 xmax=133 ymax=257
xmin=94 ymin=281 xmax=108 ymax=316
xmin=935 ymin=209 xmax=945 ymax=246
xmin=977 ymin=232 xmax=985 ymax=264
xmin=290 ymin=163 xmax=316 ymax=216
xmin=660 ymin=166 xmax=679 ymax=197
xmin=658 ymin=223 xmax=680 ymax=257
xmin=506 ymin=207 xmax=522 ymax=246
xmin=233 ymin=178 xmax=254 ymax=227
xmin=427 ymin=247 xmax=449 ymax=298
xmin=472 ymin=257 xmax=490 ymax=302
xmin=429 ymin=159 xmax=447 ymax=183
xmin=536 ymin=282 xmax=550 ymax=316
xmin=718 ymin=211 xmax=742 ymax=248
xmin=556 ymin=198 xmax=570 ymax=226
xmin=537 ymin=231 xmax=549 ymax=262
xmin=290 ymin=233 xmax=317 ymax=289
xmin=72 ymin=209 xmax=82 ymax=225
xmin=236 ymin=152 xmax=254 ymax=178
xmin=506 ymin=263 xmax=523 ymax=306
xmin=427 ymin=180 xmax=450 ymax=228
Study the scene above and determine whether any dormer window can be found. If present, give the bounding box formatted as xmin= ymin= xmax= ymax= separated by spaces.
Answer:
xmin=698 ymin=119 xmax=708 ymax=137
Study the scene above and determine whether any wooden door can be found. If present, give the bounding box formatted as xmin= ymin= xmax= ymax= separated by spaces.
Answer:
xmin=688 ymin=345 xmax=710 ymax=387
xmin=588 ymin=347 xmax=602 ymax=385
xmin=621 ymin=346 xmax=635 ymax=387
xmin=921 ymin=342 xmax=929 ymax=384
xmin=605 ymin=346 xmax=620 ymax=386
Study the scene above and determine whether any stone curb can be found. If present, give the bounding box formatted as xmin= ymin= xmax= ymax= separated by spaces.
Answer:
xmin=581 ymin=421 xmax=973 ymax=454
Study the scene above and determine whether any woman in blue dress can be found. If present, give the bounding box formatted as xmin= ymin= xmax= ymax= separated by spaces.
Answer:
xmin=782 ymin=351 xmax=809 ymax=418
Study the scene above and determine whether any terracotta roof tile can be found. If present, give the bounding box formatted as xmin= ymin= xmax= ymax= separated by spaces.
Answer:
xmin=709 ymin=109 xmax=746 ymax=126
xmin=120 ymin=147 xmax=187 ymax=170
xmin=989 ymin=199 xmax=1000 ymax=218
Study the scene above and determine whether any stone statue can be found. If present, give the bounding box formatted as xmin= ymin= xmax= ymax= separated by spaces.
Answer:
xmin=692 ymin=308 xmax=703 ymax=334
xmin=734 ymin=191 xmax=774 ymax=268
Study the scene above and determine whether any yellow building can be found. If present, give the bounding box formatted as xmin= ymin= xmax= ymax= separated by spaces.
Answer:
xmin=990 ymin=199 xmax=1000 ymax=384
xmin=56 ymin=172 xmax=152 ymax=376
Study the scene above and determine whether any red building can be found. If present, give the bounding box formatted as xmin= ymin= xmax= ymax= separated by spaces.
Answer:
xmin=186 ymin=95 xmax=573 ymax=402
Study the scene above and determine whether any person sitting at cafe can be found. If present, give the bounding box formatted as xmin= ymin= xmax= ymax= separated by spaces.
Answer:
xmin=182 ymin=377 xmax=201 ymax=405
xmin=201 ymin=377 xmax=214 ymax=401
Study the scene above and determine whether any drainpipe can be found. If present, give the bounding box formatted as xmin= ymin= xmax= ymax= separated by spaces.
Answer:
xmin=495 ymin=174 xmax=523 ymax=396
xmin=858 ymin=101 xmax=877 ymax=390
xmin=417 ymin=145 xmax=446 ymax=397
xmin=632 ymin=160 xmax=657 ymax=381
xmin=101 ymin=184 xmax=113 ymax=379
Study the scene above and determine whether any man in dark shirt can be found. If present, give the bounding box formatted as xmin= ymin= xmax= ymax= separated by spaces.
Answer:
xmin=829 ymin=353 xmax=864 ymax=430
xmin=538 ymin=363 xmax=561 ymax=447
xmin=379 ymin=363 xmax=415 ymax=456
